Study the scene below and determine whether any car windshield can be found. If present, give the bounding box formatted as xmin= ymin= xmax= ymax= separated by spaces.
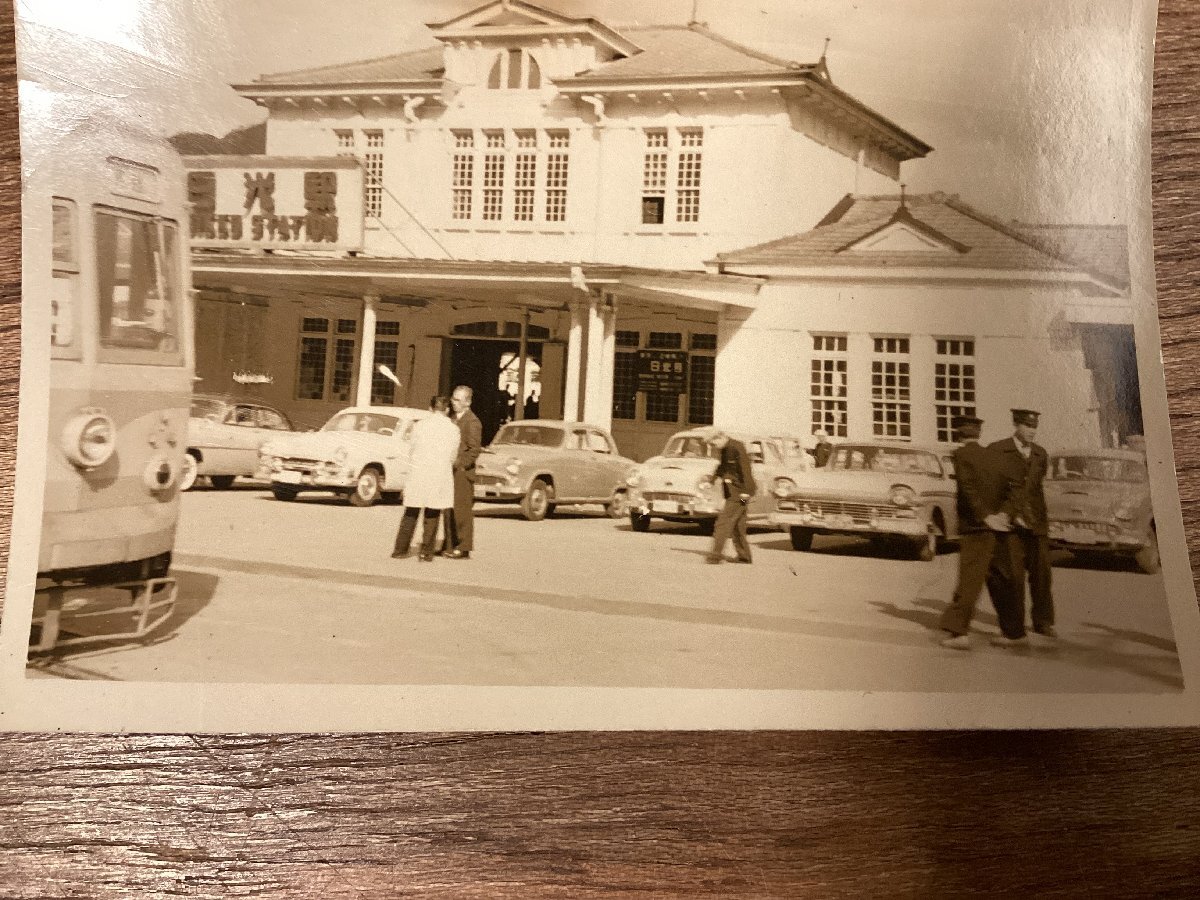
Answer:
xmin=829 ymin=446 xmax=942 ymax=476
xmin=322 ymin=412 xmax=401 ymax=434
xmin=190 ymin=398 xmax=226 ymax=421
xmin=493 ymin=425 xmax=564 ymax=447
xmin=1050 ymin=455 xmax=1146 ymax=483
xmin=663 ymin=436 xmax=718 ymax=459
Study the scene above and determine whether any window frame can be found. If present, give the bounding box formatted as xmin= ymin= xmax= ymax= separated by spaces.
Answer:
xmin=51 ymin=197 xmax=82 ymax=360
xmin=640 ymin=127 xmax=704 ymax=227
xmin=295 ymin=315 xmax=358 ymax=403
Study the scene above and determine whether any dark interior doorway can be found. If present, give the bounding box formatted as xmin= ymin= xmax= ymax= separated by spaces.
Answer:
xmin=447 ymin=339 xmax=543 ymax=444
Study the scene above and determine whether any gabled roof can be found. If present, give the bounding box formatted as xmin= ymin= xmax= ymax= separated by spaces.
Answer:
xmin=715 ymin=192 xmax=1129 ymax=289
xmin=249 ymin=46 xmax=444 ymax=86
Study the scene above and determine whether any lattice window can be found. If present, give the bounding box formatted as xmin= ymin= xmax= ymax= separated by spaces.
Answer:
xmin=371 ymin=338 xmax=399 ymax=405
xmin=545 ymin=141 xmax=569 ymax=222
xmin=297 ymin=337 xmax=328 ymax=400
xmin=688 ymin=354 xmax=715 ymax=425
xmin=871 ymin=336 xmax=911 ymax=440
xmin=452 ymin=131 xmax=474 ymax=220
xmin=334 ymin=129 xmax=356 ymax=156
xmin=811 ymin=333 xmax=848 ymax=437
xmin=296 ymin=317 xmax=356 ymax=402
xmin=935 ymin=338 xmax=977 ymax=442
xmin=648 ymin=331 xmax=682 ymax=349
xmin=613 ymin=352 xmax=638 ymax=420
xmin=483 ymin=146 xmax=505 ymax=221
xmin=332 ymin=338 xmax=355 ymax=403
xmin=513 ymin=130 xmax=537 ymax=222
xmin=645 ymin=392 xmax=680 ymax=423
xmin=642 ymin=128 xmax=703 ymax=225
xmin=362 ymin=130 xmax=384 ymax=219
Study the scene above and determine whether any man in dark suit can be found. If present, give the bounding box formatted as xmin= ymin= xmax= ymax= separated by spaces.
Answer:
xmin=440 ymin=384 xmax=483 ymax=560
xmin=988 ymin=408 xmax=1055 ymax=644
xmin=938 ymin=416 xmax=1022 ymax=649
xmin=703 ymin=430 xmax=758 ymax=565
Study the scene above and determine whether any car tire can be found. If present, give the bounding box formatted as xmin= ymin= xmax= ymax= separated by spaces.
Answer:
xmin=272 ymin=486 xmax=299 ymax=502
xmin=180 ymin=453 xmax=199 ymax=492
xmin=790 ymin=527 xmax=814 ymax=551
xmin=606 ymin=490 xmax=628 ymax=519
xmin=349 ymin=467 xmax=383 ymax=508
xmin=630 ymin=511 xmax=652 ymax=533
xmin=1135 ymin=529 xmax=1161 ymax=574
xmin=521 ymin=479 xmax=552 ymax=521
xmin=209 ymin=475 xmax=236 ymax=490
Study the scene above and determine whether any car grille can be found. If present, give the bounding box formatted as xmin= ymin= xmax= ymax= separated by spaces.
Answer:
xmin=280 ymin=457 xmax=325 ymax=472
xmin=475 ymin=474 xmax=506 ymax=486
xmin=643 ymin=491 xmax=698 ymax=503
xmin=1051 ymin=519 xmax=1119 ymax=536
xmin=776 ymin=497 xmax=908 ymax=522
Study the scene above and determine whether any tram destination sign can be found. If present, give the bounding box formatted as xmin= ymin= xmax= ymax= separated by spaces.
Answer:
xmin=636 ymin=349 xmax=688 ymax=395
xmin=182 ymin=155 xmax=365 ymax=252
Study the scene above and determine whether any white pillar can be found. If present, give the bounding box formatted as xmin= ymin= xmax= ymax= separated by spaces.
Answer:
xmin=595 ymin=298 xmax=617 ymax=432
xmin=582 ymin=296 xmax=606 ymax=425
xmin=563 ymin=300 xmax=585 ymax=422
xmin=355 ymin=294 xmax=379 ymax=407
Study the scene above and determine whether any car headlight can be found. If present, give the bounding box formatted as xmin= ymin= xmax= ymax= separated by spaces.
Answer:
xmin=505 ymin=458 xmax=521 ymax=475
xmin=889 ymin=485 xmax=917 ymax=508
xmin=61 ymin=409 xmax=116 ymax=469
xmin=696 ymin=476 xmax=715 ymax=492
xmin=627 ymin=470 xmax=643 ymax=487
xmin=333 ymin=446 xmax=348 ymax=465
xmin=773 ymin=477 xmax=798 ymax=498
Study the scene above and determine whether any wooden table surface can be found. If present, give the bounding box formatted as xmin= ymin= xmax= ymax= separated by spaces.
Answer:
xmin=2 ymin=3 xmax=1199 ymax=896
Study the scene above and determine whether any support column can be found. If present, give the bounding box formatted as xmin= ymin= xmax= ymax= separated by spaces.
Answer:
xmin=355 ymin=294 xmax=379 ymax=407
xmin=595 ymin=296 xmax=617 ymax=432
xmin=582 ymin=295 xmax=607 ymax=425
xmin=563 ymin=300 xmax=585 ymax=422
xmin=515 ymin=308 xmax=530 ymax=420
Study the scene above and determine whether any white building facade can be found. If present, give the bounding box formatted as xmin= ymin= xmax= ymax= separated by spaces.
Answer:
xmin=187 ymin=0 xmax=1135 ymax=459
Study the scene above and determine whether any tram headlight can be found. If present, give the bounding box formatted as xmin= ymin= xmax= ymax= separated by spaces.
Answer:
xmin=61 ymin=410 xmax=116 ymax=469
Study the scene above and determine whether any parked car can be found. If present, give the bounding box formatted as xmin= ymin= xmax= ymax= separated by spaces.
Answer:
xmin=1045 ymin=448 xmax=1158 ymax=573
xmin=473 ymin=420 xmax=638 ymax=521
xmin=182 ymin=394 xmax=295 ymax=491
xmin=624 ymin=427 xmax=800 ymax=534
xmin=256 ymin=405 xmax=429 ymax=507
xmin=770 ymin=441 xmax=958 ymax=560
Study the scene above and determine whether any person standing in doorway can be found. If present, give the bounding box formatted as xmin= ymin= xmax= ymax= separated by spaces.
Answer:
xmin=393 ymin=396 xmax=460 ymax=562
xmin=988 ymin=408 xmax=1056 ymax=645
xmin=704 ymin=430 xmax=758 ymax=565
xmin=938 ymin=416 xmax=1021 ymax=649
xmin=441 ymin=385 xmax=483 ymax=560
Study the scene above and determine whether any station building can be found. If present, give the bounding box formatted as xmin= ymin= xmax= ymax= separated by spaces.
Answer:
xmin=186 ymin=0 xmax=1135 ymax=458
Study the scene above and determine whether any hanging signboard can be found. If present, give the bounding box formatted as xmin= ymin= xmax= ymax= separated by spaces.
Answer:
xmin=182 ymin=155 xmax=365 ymax=252
xmin=636 ymin=349 xmax=688 ymax=395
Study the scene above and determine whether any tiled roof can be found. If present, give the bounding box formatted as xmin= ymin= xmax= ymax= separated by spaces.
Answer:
xmin=1011 ymin=224 xmax=1130 ymax=289
xmin=566 ymin=24 xmax=810 ymax=80
xmin=253 ymin=46 xmax=444 ymax=85
xmin=716 ymin=193 xmax=1128 ymax=287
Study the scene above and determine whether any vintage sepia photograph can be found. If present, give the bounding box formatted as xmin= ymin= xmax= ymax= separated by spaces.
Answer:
xmin=2 ymin=0 xmax=1197 ymax=730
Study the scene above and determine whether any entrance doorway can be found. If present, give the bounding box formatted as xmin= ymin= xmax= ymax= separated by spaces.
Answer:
xmin=447 ymin=339 xmax=544 ymax=444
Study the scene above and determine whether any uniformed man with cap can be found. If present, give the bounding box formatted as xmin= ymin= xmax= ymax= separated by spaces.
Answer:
xmin=938 ymin=415 xmax=1022 ymax=649
xmin=703 ymin=429 xmax=758 ymax=565
xmin=988 ymin=408 xmax=1056 ymax=645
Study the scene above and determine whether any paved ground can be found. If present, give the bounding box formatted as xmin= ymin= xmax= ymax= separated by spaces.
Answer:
xmin=28 ymin=483 xmax=1184 ymax=692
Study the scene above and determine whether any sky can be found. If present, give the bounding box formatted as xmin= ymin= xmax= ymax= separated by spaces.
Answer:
xmin=13 ymin=0 xmax=1151 ymax=224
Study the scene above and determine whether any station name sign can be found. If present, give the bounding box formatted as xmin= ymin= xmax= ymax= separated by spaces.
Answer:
xmin=636 ymin=349 xmax=688 ymax=395
xmin=182 ymin=156 xmax=365 ymax=252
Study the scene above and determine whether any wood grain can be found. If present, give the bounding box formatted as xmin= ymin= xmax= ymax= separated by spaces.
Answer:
xmin=2 ymin=2 xmax=1200 ymax=896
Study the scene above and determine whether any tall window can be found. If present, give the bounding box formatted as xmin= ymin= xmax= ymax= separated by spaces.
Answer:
xmin=371 ymin=321 xmax=402 ymax=405
xmin=935 ymin=338 xmax=977 ymax=442
xmin=871 ymin=336 xmax=911 ymax=440
xmin=449 ymin=129 xmax=569 ymax=224
xmin=363 ymin=130 xmax=385 ymax=219
xmin=612 ymin=330 xmax=640 ymax=421
xmin=334 ymin=129 xmax=356 ymax=156
xmin=487 ymin=48 xmax=542 ymax=89
xmin=811 ymin=334 xmax=848 ymax=437
xmin=641 ymin=128 xmax=704 ymax=225
xmin=687 ymin=333 xmax=717 ymax=426
xmin=297 ymin=316 xmax=357 ymax=402
xmin=51 ymin=199 xmax=78 ymax=352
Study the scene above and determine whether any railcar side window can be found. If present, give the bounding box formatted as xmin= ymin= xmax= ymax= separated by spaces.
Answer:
xmin=51 ymin=199 xmax=78 ymax=349
xmin=94 ymin=210 xmax=181 ymax=358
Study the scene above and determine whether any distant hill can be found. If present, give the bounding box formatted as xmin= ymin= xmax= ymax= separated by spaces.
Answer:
xmin=169 ymin=122 xmax=266 ymax=156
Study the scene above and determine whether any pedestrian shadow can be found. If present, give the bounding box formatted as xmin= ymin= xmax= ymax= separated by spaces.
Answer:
xmin=1080 ymin=622 xmax=1179 ymax=654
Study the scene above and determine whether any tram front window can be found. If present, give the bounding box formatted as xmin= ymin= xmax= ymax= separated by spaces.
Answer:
xmin=95 ymin=210 xmax=181 ymax=358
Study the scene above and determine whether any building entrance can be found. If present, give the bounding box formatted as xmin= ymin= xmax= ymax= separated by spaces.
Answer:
xmin=447 ymin=339 xmax=544 ymax=444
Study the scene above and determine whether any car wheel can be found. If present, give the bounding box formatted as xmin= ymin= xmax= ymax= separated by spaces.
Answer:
xmin=913 ymin=528 xmax=937 ymax=561
xmin=1135 ymin=529 xmax=1161 ymax=574
xmin=521 ymin=479 xmax=551 ymax=521
xmin=606 ymin=490 xmax=628 ymax=519
xmin=349 ymin=467 xmax=383 ymax=507
xmin=630 ymin=511 xmax=652 ymax=533
xmin=180 ymin=453 xmax=199 ymax=492
xmin=271 ymin=486 xmax=299 ymax=502
xmin=209 ymin=475 xmax=236 ymax=490
xmin=790 ymin=527 xmax=814 ymax=551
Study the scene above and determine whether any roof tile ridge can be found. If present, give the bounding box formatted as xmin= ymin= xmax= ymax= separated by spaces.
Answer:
xmin=255 ymin=44 xmax=442 ymax=83
xmin=684 ymin=22 xmax=812 ymax=70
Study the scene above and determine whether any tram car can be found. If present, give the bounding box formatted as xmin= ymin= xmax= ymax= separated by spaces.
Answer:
xmin=22 ymin=91 xmax=194 ymax=653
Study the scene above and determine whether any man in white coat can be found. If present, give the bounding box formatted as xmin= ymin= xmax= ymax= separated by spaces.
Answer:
xmin=392 ymin=396 xmax=461 ymax=561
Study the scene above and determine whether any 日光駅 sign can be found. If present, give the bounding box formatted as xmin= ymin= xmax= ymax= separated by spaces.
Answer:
xmin=182 ymin=156 xmax=364 ymax=252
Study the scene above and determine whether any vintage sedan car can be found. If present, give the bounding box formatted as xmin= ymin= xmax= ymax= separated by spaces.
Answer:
xmin=769 ymin=441 xmax=958 ymax=560
xmin=1046 ymin=448 xmax=1158 ymax=573
xmin=473 ymin=420 xmax=638 ymax=521
xmin=257 ymin=405 xmax=429 ymax=507
xmin=624 ymin=428 xmax=801 ymax=533
xmin=182 ymin=394 xmax=295 ymax=491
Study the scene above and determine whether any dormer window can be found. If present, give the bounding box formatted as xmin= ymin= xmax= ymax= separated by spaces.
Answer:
xmin=487 ymin=48 xmax=542 ymax=89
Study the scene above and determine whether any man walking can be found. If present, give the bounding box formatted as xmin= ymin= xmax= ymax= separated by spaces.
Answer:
xmin=938 ymin=416 xmax=1021 ymax=649
xmin=441 ymin=384 xmax=483 ymax=560
xmin=392 ymin=396 xmax=459 ymax=562
xmin=989 ymin=408 xmax=1056 ymax=644
xmin=704 ymin=430 xmax=758 ymax=565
